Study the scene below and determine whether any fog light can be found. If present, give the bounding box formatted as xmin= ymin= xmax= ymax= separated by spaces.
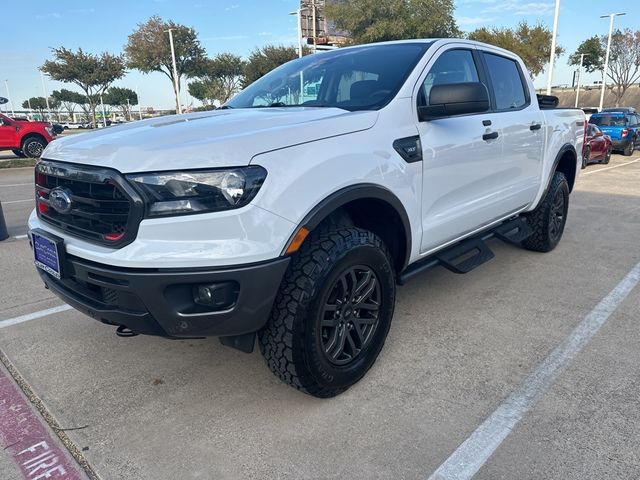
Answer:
xmin=192 ymin=281 xmax=239 ymax=310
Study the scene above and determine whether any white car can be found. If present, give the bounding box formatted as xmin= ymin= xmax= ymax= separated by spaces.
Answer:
xmin=29 ymin=39 xmax=585 ymax=397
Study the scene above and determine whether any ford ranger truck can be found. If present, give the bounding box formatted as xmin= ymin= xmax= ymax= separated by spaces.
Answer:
xmin=0 ymin=113 xmax=55 ymax=158
xmin=29 ymin=39 xmax=585 ymax=398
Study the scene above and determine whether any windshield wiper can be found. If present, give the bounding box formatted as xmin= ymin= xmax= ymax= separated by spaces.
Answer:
xmin=218 ymin=105 xmax=233 ymax=109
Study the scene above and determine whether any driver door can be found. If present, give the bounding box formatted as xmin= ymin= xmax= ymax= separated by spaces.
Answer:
xmin=416 ymin=47 xmax=507 ymax=253
xmin=0 ymin=116 xmax=16 ymax=148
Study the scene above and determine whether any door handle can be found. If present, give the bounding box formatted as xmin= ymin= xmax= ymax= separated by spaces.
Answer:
xmin=482 ymin=131 xmax=499 ymax=141
xmin=482 ymin=119 xmax=492 ymax=126
xmin=530 ymin=123 xmax=542 ymax=131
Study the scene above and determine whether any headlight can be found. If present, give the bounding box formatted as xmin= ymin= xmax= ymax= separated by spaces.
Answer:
xmin=126 ymin=166 xmax=267 ymax=217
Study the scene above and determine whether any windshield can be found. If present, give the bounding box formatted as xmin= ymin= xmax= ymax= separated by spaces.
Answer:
xmin=226 ymin=43 xmax=431 ymax=111
xmin=589 ymin=115 xmax=627 ymax=127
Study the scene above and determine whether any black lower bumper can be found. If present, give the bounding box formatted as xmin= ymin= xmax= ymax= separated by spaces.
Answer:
xmin=611 ymin=139 xmax=632 ymax=150
xmin=36 ymin=254 xmax=290 ymax=338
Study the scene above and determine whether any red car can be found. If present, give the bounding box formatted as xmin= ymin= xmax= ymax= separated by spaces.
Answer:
xmin=582 ymin=123 xmax=612 ymax=168
xmin=0 ymin=113 xmax=55 ymax=158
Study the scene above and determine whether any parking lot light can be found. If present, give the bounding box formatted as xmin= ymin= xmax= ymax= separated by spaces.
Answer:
xmin=546 ymin=0 xmax=561 ymax=95
xmin=599 ymin=13 xmax=626 ymax=111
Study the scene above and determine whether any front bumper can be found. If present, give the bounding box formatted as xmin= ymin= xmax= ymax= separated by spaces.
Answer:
xmin=35 ymin=253 xmax=290 ymax=338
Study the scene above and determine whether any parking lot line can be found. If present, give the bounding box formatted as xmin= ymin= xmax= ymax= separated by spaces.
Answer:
xmin=0 ymin=183 xmax=32 ymax=187
xmin=0 ymin=305 xmax=73 ymax=330
xmin=582 ymin=157 xmax=640 ymax=175
xmin=13 ymin=235 xmax=28 ymax=240
xmin=427 ymin=260 xmax=640 ymax=480
xmin=2 ymin=199 xmax=33 ymax=205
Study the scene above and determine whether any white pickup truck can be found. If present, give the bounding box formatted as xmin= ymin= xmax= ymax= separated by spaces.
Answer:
xmin=29 ymin=39 xmax=585 ymax=397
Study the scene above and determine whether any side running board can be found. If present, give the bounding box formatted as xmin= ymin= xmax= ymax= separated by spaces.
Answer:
xmin=398 ymin=217 xmax=532 ymax=284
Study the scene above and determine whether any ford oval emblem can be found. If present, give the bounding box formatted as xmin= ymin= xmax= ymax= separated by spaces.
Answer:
xmin=49 ymin=187 xmax=73 ymax=214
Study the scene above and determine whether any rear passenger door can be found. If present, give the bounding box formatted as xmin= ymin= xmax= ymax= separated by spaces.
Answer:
xmin=479 ymin=50 xmax=545 ymax=211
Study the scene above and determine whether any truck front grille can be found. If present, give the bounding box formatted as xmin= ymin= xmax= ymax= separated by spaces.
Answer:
xmin=35 ymin=160 xmax=144 ymax=247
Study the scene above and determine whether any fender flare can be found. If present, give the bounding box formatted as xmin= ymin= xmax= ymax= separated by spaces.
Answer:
xmin=536 ymin=143 xmax=577 ymax=208
xmin=283 ymin=183 xmax=413 ymax=269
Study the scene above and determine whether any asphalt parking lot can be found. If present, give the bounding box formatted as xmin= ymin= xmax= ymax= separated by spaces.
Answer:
xmin=0 ymin=153 xmax=639 ymax=479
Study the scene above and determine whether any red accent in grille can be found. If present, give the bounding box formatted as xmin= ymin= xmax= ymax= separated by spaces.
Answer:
xmin=104 ymin=232 xmax=125 ymax=242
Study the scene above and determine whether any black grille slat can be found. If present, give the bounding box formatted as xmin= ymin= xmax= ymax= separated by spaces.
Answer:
xmin=35 ymin=160 xmax=143 ymax=247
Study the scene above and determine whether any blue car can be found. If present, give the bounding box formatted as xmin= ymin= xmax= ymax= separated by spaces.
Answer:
xmin=589 ymin=110 xmax=640 ymax=156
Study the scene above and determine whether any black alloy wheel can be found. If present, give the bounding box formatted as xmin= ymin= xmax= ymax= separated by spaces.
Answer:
xmin=548 ymin=187 xmax=566 ymax=244
xmin=320 ymin=265 xmax=381 ymax=366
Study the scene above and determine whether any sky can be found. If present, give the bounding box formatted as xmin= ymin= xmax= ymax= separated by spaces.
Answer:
xmin=2 ymin=0 xmax=638 ymax=111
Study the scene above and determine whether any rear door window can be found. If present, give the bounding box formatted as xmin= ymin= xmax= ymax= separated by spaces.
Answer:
xmin=482 ymin=53 xmax=528 ymax=110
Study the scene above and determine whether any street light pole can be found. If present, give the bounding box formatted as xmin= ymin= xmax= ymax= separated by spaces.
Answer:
xmin=289 ymin=9 xmax=303 ymax=58
xmin=575 ymin=53 xmax=588 ymax=108
xmin=40 ymin=73 xmax=51 ymax=121
xmin=135 ymin=84 xmax=143 ymax=120
xmin=599 ymin=12 xmax=625 ymax=111
xmin=546 ymin=0 xmax=561 ymax=95
xmin=166 ymin=28 xmax=182 ymax=114
xmin=4 ymin=80 xmax=15 ymax=117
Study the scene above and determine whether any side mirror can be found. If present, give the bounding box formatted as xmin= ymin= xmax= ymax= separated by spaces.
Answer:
xmin=418 ymin=82 xmax=490 ymax=121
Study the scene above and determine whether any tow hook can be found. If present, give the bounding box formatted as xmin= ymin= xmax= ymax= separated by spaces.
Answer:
xmin=116 ymin=325 xmax=138 ymax=338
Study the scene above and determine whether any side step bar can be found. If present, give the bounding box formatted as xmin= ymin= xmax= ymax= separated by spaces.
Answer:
xmin=398 ymin=217 xmax=532 ymax=284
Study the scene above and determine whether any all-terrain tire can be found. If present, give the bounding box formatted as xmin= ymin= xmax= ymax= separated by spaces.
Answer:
xmin=521 ymin=171 xmax=570 ymax=253
xmin=11 ymin=149 xmax=26 ymax=158
xmin=259 ymin=226 xmax=396 ymax=398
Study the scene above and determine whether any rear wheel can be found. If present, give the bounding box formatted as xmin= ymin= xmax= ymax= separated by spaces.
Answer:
xmin=259 ymin=226 xmax=396 ymax=398
xmin=602 ymin=145 xmax=612 ymax=164
xmin=11 ymin=149 xmax=26 ymax=158
xmin=623 ymin=139 xmax=634 ymax=156
xmin=582 ymin=147 xmax=590 ymax=168
xmin=21 ymin=136 xmax=47 ymax=158
xmin=521 ymin=171 xmax=569 ymax=253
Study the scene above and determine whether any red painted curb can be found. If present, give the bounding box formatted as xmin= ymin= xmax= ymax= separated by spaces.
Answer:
xmin=0 ymin=368 xmax=85 ymax=479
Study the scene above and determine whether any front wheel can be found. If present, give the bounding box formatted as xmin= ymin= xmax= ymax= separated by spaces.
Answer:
xmin=521 ymin=171 xmax=570 ymax=253
xmin=259 ymin=226 xmax=396 ymax=398
xmin=21 ymin=136 xmax=47 ymax=158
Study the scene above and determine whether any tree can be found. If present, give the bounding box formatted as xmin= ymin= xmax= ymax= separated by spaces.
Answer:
xmin=468 ymin=22 xmax=563 ymax=77
xmin=568 ymin=36 xmax=605 ymax=74
xmin=52 ymin=89 xmax=87 ymax=121
xmin=103 ymin=87 xmax=138 ymax=120
xmin=605 ymin=29 xmax=640 ymax=107
xmin=41 ymin=48 xmax=125 ymax=127
xmin=189 ymin=53 xmax=245 ymax=105
xmin=325 ymin=0 xmax=459 ymax=44
xmin=124 ymin=16 xmax=206 ymax=111
xmin=243 ymin=45 xmax=300 ymax=86
xmin=22 ymin=97 xmax=49 ymax=118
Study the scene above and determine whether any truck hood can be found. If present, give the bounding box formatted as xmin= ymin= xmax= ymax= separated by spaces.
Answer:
xmin=42 ymin=108 xmax=378 ymax=173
